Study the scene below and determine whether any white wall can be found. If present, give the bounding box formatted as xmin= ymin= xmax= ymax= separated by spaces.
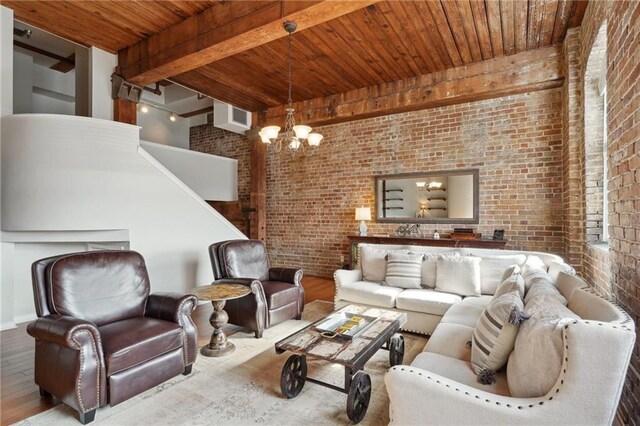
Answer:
xmin=137 ymin=106 xmax=190 ymax=149
xmin=13 ymin=51 xmax=32 ymax=113
xmin=0 ymin=6 xmax=12 ymax=116
xmin=1 ymin=115 xmax=244 ymax=325
xmin=141 ymin=141 xmax=238 ymax=201
xmin=89 ymin=47 xmax=115 ymax=120
xmin=0 ymin=6 xmax=14 ymax=327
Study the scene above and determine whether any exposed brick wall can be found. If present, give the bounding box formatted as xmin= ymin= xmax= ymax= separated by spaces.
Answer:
xmin=189 ymin=125 xmax=251 ymax=232
xmin=562 ymin=28 xmax=585 ymax=272
xmin=571 ymin=1 xmax=640 ymax=423
xmin=605 ymin=1 xmax=640 ymax=423
xmin=265 ymin=90 xmax=564 ymax=276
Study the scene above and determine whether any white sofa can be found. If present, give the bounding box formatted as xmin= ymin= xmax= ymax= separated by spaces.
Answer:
xmin=334 ymin=243 xmax=636 ymax=425
xmin=385 ymin=273 xmax=635 ymax=425
xmin=334 ymin=243 xmax=566 ymax=335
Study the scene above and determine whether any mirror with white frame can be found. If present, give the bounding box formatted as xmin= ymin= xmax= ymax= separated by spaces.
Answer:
xmin=374 ymin=169 xmax=479 ymax=224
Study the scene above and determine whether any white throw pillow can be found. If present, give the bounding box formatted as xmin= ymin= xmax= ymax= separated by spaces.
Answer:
xmin=435 ymin=256 xmax=481 ymax=297
xmin=472 ymin=290 xmax=528 ymax=382
xmin=420 ymin=251 xmax=459 ymax=289
xmin=547 ymin=260 xmax=576 ymax=283
xmin=507 ymin=297 xmax=580 ymax=397
xmin=360 ymin=246 xmax=390 ymax=282
xmin=494 ymin=273 xmax=525 ymax=299
xmin=478 ymin=255 xmax=527 ymax=295
xmin=384 ymin=252 xmax=424 ymax=289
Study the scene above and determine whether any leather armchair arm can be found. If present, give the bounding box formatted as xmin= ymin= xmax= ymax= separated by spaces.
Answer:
xmin=145 ymin=292 xmax=197 ymax=323
xmin=215 ymin=278 xmax=265 ymax=297
xmin=145 ymin=292 xmax=198 ymax=367
xmin=269 ymin=267 xmax=303 ymax=286
xmin=27 ymin=314 xmax=102 ymax=349
xmin=27 ymin=315 xmax=107 ymax=413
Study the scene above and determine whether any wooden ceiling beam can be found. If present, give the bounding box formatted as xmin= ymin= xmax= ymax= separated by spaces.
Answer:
xmin=118 ymin=0 xmax=381 ymax=86
xmin=259 ymin=45 xmax=564 ymax=128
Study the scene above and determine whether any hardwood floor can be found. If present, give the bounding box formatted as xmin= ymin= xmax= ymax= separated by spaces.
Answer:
xmin=0 ymin=275 xmax=335 ymax=425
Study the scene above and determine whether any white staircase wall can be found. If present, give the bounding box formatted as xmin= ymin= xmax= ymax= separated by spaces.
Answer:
xmin=141 ymin=140 xmax=237 ymax=201
xmin=1 ymin=114 xmax=245 ymax=325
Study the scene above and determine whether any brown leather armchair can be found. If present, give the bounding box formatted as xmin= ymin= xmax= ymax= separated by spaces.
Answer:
xmin=27 ymin=251 xmax=198 ymax=424
xmin=208 ymin=240 xmax=304 ymax=338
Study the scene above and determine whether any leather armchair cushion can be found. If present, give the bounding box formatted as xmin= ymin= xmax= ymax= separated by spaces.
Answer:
xmin=99 ymin=318 xmax=183 ymax=375
xmin=219 ymin=240 xmax=269 ymax=281
xmin=262 ymin=281 xmax=300 ymax=309
xmin=49 ymin=251 xmax=150 ymax=326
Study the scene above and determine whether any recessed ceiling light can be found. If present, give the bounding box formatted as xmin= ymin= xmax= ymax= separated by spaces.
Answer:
xmin=140 ymin=104 xmax=148 ymax=113
xmin=169 ymin=113 xmax=176 ymax=122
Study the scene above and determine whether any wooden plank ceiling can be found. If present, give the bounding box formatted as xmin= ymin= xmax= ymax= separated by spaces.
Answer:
xmin=5 ymin=0 xmax=588 ymax=112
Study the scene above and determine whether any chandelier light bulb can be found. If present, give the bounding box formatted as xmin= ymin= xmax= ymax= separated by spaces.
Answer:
xmin=258 ymin=130 xmax=271 ymax=144
xmin=262 ymin=126 xmax=280 ymax=140
xmin=307 ymin=133 xmax=323 ymax=147
xmin=289 ymin=138 xmax=301 ymax=150
xmin=292 ymin=125 xmax=312 ymax=140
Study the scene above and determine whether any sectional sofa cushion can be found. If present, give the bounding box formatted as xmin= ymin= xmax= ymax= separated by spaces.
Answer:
xmin=507 ymin=296 xmax=580 ymax=397
xmin=459 ymin=295 xmax=493 ymax=308
xmin=471 ymin=290 xmax=526 ymax=380
xmin=420 ymin=251 xmax=460 ymax=289
xmin=411 ymin=352 xmax=511 ymax=396
xmin=440 ymin=303 xmax=485 ymax=328
xmin=338 ymin=281 xmax=404 ymax=308
xmin=435 ymin=256 xmax=481 ymax=297
xmin=384 ymin=252 xmax=423 ymax=288
xmin=396 ymin=289 xmax=462 ymax=316
xmin=478 ymin=254 xmax=527 ymax=295
xmin=424 ymin=322 xmax=474 ymax=361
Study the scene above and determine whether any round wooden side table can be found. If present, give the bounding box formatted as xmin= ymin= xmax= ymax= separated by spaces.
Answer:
xmin=191 ymin=283 xmax=251 ymax=357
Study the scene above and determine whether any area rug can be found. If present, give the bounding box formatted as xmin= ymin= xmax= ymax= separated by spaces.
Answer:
xmin=16 ymin=301 xmax=427 ymax=426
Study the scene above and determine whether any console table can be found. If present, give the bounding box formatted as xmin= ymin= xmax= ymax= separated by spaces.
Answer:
xmin=347 ymin=235 xmax=508 ymax=269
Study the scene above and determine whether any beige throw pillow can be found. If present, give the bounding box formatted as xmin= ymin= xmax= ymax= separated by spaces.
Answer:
xmin=547 ymin=260 xmax=576 ymax=283
xmin=471 ymin=290 xmax=528 ymax=383
xmin=507 ymin=297 xmax=580 ymax=397
xmin=420 ymin=251 xmax=459 ymax=289
xmin=523 ymin=268 xmax=567 ymax=306
xmin=360 ymin=246 xmax=390 ymax=282
xmin=478 ymin=255 xmax=527 ymax=295
xmin=435 ymin=256 xmax=481 ymax=297
xmin=494 ymin=273 xmax=525 ymax=299
xmin=500 ymin=264 xmax=521 ymax=285
xmin=384 ymin=252 xmax=424 ymax=289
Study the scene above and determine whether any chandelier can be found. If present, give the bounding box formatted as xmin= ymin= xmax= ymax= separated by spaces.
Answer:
xmin=259 ymin=22 xmax=323 ymax=156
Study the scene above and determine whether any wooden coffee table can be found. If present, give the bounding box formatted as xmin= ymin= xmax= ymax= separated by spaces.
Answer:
xmin=191 ymin=284 xmax=251 ymax=357
xmin=275 ymin=304 xmax=407 ymax=423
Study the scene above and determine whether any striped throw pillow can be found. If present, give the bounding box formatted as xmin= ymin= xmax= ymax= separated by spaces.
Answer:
xmin=471 ymin=290 xmax=528 ymax=384
xmin=384 ymin=252 xmax=424 ymax=289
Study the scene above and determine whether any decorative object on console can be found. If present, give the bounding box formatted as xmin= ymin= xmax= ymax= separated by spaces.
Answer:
xmin=451 ymin=227 xmax=480 ymax=239
xmin=355 ymin=207 xmax=371 ymax=236
xmin=493 ymin=229 xmax=505 ymax=240
xmin=433 ymin=229 xmax=440 ymax=239
xmin=396 ymin=223 xmax=421 ymax=237
xmin=259 ymin=22 xmax=323 ymax=156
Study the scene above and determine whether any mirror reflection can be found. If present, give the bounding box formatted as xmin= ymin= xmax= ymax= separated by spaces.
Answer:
xmin=375 ymin=169 xmax=479 ymax=224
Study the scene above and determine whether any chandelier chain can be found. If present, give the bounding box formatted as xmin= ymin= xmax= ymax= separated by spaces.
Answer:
xmin=287 ymin=30 xmax=292 ymax=107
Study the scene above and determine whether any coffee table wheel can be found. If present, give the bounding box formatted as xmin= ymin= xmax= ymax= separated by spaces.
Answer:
xmin=389 ymin=334 xmax=404 ymax=366
xmin=346 ymin=371 xmax=372 ymax=423
xmin=280 ymin=354 xmax=307 ymax=399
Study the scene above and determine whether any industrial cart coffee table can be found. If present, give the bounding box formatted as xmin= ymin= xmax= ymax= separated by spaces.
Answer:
xmin=275 ymin=305 xmax=407 ymax=423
